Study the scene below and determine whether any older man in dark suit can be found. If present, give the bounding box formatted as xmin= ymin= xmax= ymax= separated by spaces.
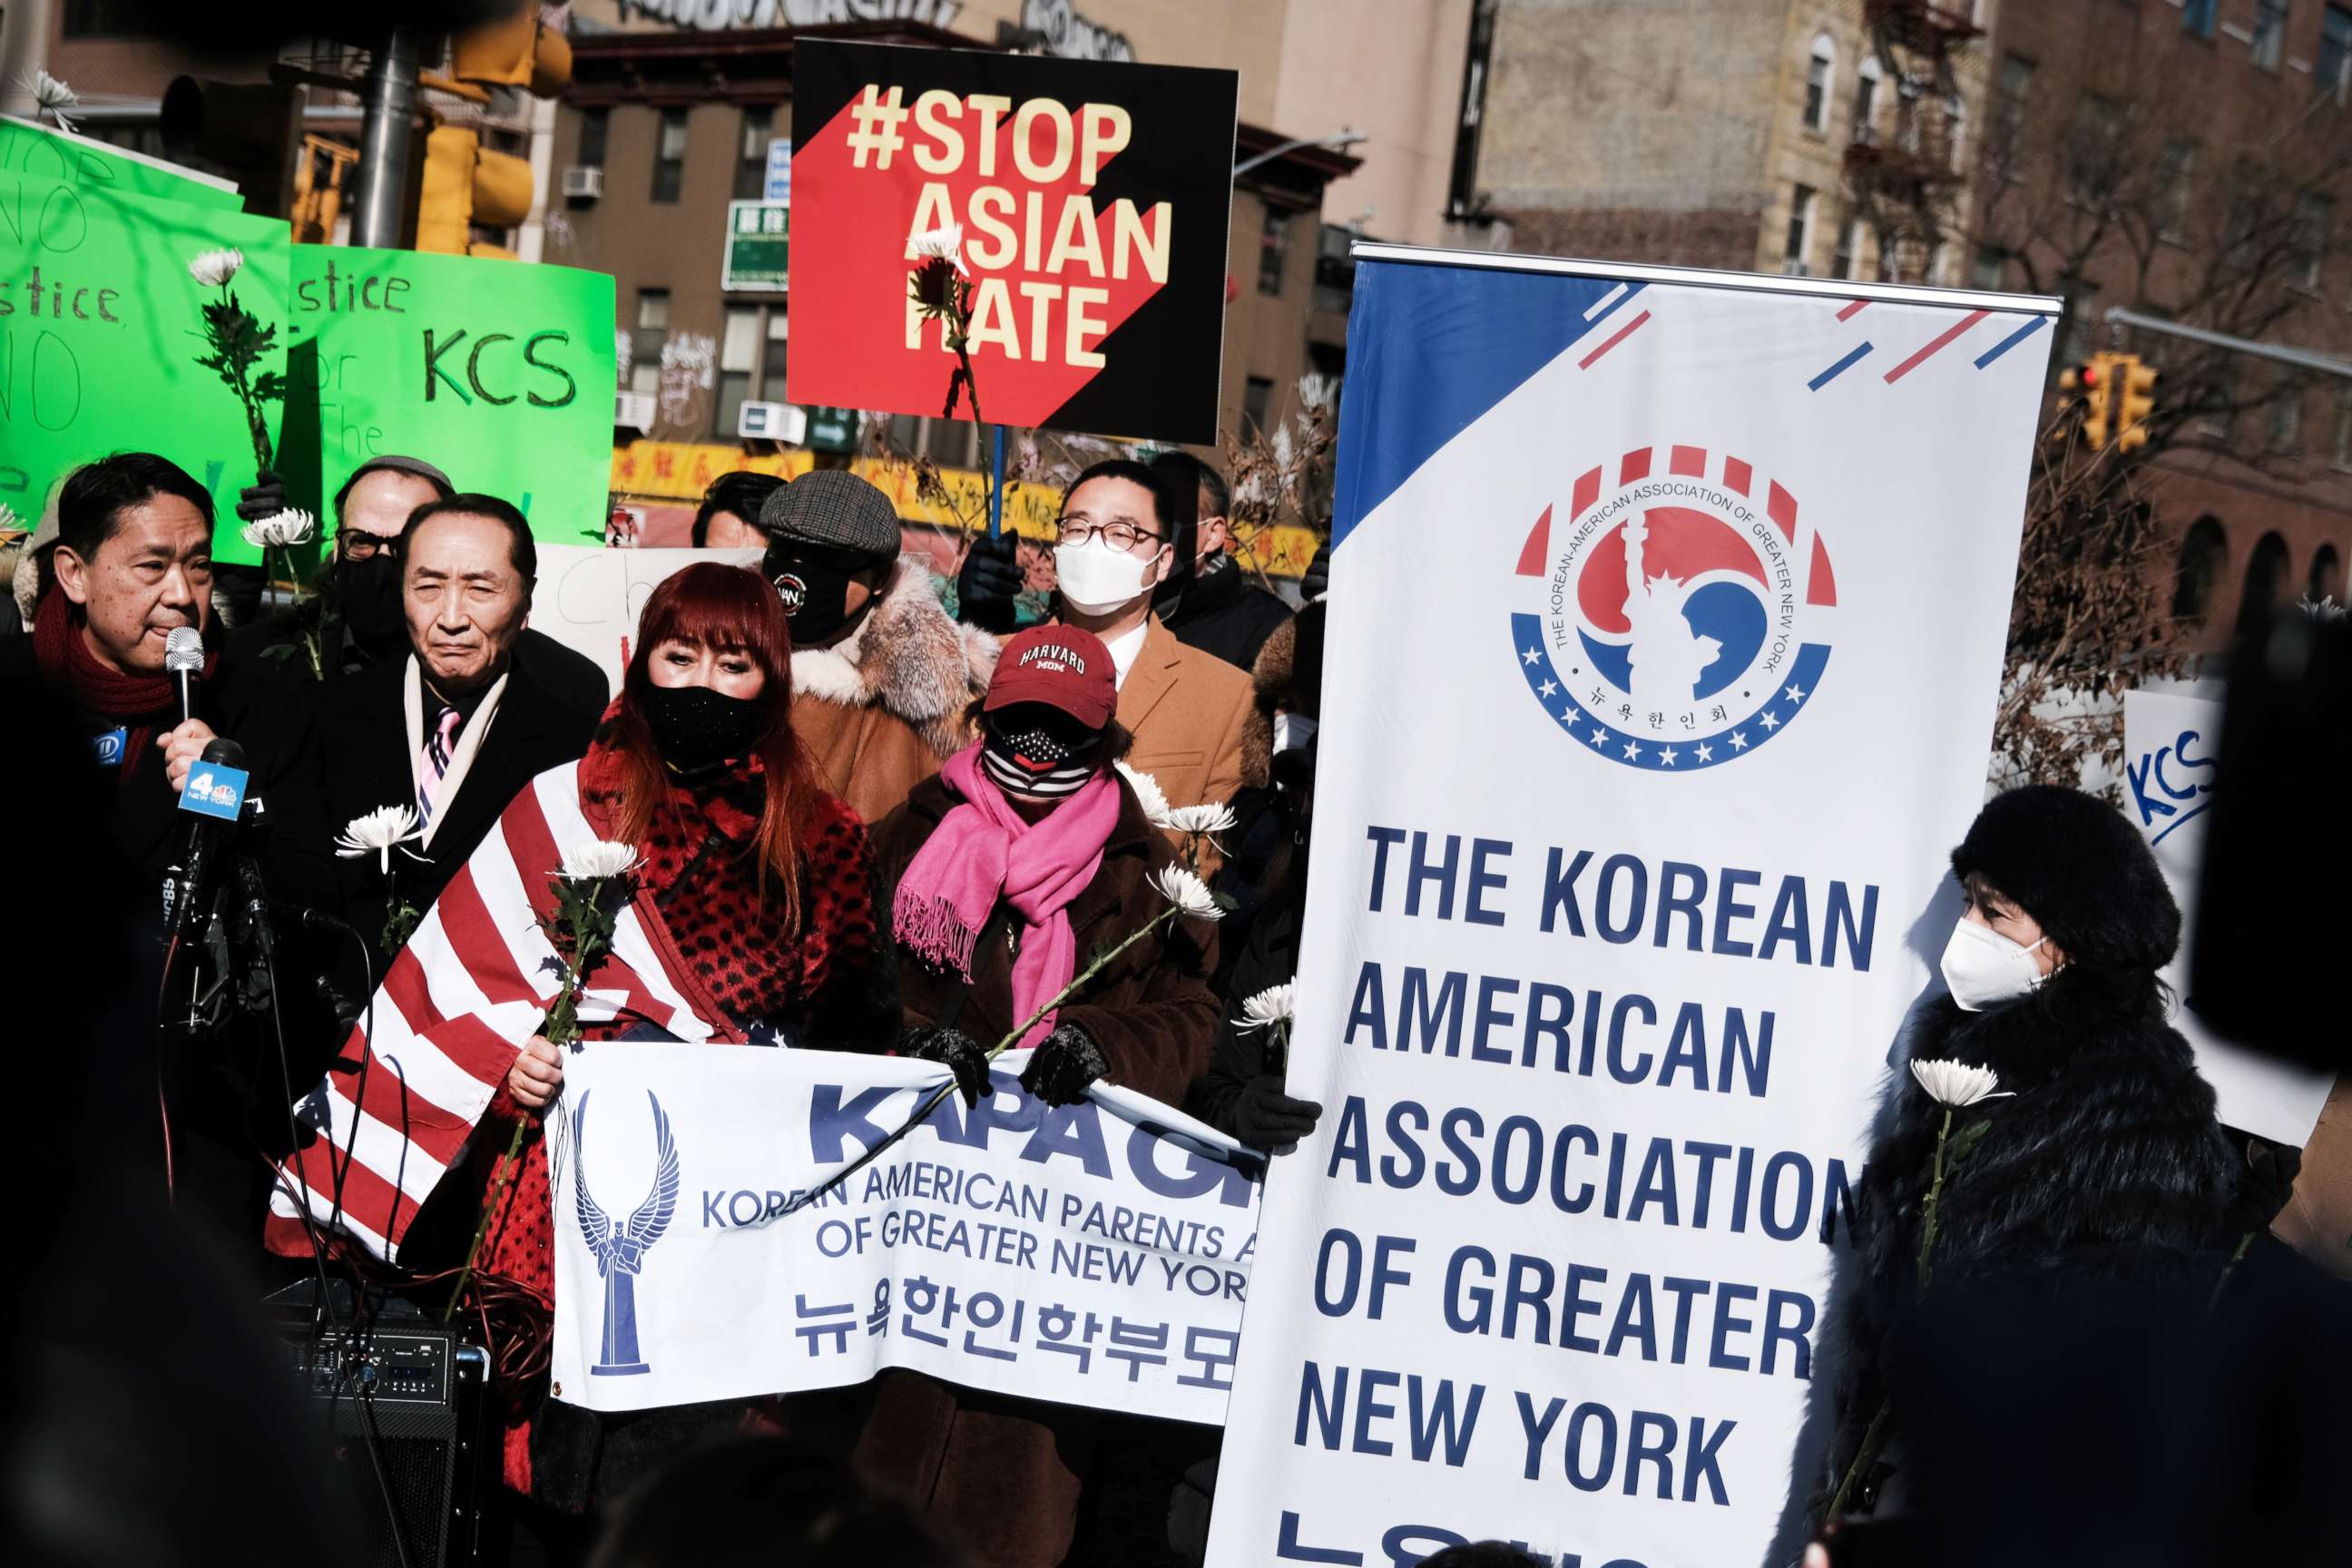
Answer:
xmin=320 ymin=493 xmax=608 ymax=983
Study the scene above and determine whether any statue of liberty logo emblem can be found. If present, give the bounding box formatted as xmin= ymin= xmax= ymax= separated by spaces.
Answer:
xmin=571 ymin=1090 xmax=681 ymax=1377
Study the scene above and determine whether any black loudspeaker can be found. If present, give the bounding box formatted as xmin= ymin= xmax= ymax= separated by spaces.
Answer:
xmin=267 ymin=1281 xmax=490 ymax=1568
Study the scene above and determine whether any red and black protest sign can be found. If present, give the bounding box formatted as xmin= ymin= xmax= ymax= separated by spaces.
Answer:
xmin=788 ymin=40 xmax=1238 ymax=446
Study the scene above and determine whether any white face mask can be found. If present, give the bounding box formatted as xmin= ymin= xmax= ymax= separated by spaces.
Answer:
xmin=1939 ymin=916 xmax=2052 ymax=1012
xmin=1054 ymin=537 xmax=1163 ymax=616
xmin=1273 ymin=710 xmax=1318 ymax=753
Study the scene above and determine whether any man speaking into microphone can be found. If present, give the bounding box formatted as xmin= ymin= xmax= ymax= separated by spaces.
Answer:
xmin=0 ymin=454 xmax=333 ymax=1240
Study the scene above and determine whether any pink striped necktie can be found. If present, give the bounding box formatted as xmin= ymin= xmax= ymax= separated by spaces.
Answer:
xmin=417 ymin=704 xmax=462 ymax=827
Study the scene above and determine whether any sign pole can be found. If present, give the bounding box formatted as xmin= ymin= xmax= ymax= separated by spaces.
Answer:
xmin=988 ymin=425 xmax=1005 ymax=540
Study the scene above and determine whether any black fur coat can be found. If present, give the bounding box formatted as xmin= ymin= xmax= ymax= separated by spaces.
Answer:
xmin=1816 ymin=967 xmax=2236 ymax=1517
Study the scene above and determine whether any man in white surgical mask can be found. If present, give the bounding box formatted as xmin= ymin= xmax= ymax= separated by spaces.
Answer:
xmin=1049 ymin=459 xmax=1252 ymax=858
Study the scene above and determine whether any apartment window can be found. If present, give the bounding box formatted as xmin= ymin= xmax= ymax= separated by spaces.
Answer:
xmin=735 ymin=106 xmax=775 ymax=201
xmin=578 ymin=107 xmax=610 ymax=170
xmin=2268 ymin=374 xmax=2303 ymax=453
xmin=1853 ymin=56 xmax=1881 ymax=143
xmin=2254 ymin=0 xmax=2288 ymax=73
xmin=1994 ymin=54 xmax=2034 ymax=160
xmin=2324 ymin=7 xmax=2352 ymax=103
xmin=2059 ymin=279 xmax=2101 ymax=365
xmin=2172 ymin=517 xmax=2228 ymax=622
xmin=715 ymin=306 xmax=759 ymax=437
xmin=760 ymin=311 xmax=789 ymax=400
xmin=2156 ymin=141 xmax=2197 ymax=242
xmin=1833 ymin=217 xmax=1859 ymax=280
xmin=2068 ymin=95 xmax=2122 ymax=209
xmin=1242 ymin=376 xmax=1275 ymax=436
xmin=2200 ymin=365 xmax=2240 ymax=439
xmin=1972 ymin=245 xmax=2008 ymax=291
xmin=2333 ymin=387 xmax=2352 ymax=468
xmin=1804 ymin=35 xmax=1835 ymax=132
xmin=2291 ymin=195 xmax=2331 ymax=291
xmin=631 ymin=289 xmax=670 ymax=397
xmin=652 ymin=109 xmax=689 ymax=203
xmin=1259 ymin=207 xmax=1293 ymax=296
xmin=1783 ymin=184 xmax=1816 ymax=276
xmin=1945 ymin=94 xmax=1966 ymax=172
xmin=2183 ymin=0 xmax=2218 ymax=40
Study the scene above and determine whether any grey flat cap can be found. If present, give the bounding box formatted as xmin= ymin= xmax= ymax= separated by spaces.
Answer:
xmin=757 ymin=470 xmax=901 ymax=562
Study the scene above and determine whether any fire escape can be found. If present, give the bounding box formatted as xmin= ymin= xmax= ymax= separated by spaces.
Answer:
xmin=1843 ymin=0 xmax=1983 ymax=284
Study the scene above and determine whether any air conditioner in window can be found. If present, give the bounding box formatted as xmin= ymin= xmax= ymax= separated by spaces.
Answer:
xmin=738 ymin=400 xmax=807 ymax=444
xmin=615 ymin=391 xmax=655 ymax=432
xmin=562 ymin=165 xmax=604 ymax=200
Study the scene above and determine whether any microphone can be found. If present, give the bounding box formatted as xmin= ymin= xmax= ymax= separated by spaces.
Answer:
xmin=164 ymin=626 xmax=205 ymax=726
xmin=164 ymin=736 xmax=249 ymax=944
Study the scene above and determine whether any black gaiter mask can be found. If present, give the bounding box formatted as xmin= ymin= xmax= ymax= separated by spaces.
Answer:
xmin=333 ymin=554 xmax=407 ymax=657
xmin=640 ymin=683 xmax=768 ymax=775
xmin=762 ymin=542 xmax=872 ymax=647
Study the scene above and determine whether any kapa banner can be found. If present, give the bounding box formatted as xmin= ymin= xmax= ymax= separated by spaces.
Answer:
xmin=1207 ymin=250 xmax=2056 ymax=1567
xmin=2120 ymin=689 xmax=2334 ymax=1144
xmin=787 ymin=39 xmax=1236 ymax=444
xmin=277 ymin=247 xmax=617 ymax=544
xmin=550 ymin=1043 xmax=1259 ymax=1423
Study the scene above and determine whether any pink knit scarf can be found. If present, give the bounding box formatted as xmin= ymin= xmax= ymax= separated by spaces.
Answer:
xmin=893 ymin=743 xmax=1121 ymax=1048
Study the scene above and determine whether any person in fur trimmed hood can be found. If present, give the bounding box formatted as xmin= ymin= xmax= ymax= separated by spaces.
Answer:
xmin=759 ymin=472 xmax=998 ymax=823
xmin=1815 ymin=784 xmax=2235 ymax=1529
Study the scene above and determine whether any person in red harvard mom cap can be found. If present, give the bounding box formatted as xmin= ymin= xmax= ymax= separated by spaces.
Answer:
xmin=854 ymin=623 xmax=1221 ymax=1566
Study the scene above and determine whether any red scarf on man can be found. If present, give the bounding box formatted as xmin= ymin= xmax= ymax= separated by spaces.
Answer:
xmin=31 ymin=593 xmax=215 ymax=784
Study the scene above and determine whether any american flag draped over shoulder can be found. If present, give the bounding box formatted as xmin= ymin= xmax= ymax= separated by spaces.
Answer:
xmin=267 ymin=763 xmax=723 ymax=1263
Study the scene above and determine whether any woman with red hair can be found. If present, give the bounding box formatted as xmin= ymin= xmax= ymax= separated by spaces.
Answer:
xmin=453 ymin=563 xmax=889 ymax=1515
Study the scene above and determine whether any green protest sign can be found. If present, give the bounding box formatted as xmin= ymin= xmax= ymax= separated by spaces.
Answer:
xmin=2 ymin=176 xmax=290 ymax=566
xmin=279 ymin=247 xmax=618 ymax=543
xmin=0 ymin=114 xmax=244 ymax=212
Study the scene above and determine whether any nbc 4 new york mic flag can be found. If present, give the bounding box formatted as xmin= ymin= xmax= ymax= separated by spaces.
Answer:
xmin=1205 ymin=250 xmax=2055 ymax=1568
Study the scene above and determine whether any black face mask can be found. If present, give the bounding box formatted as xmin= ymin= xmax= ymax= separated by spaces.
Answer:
xmin=762 ymin=543 xmax=872 ymax=646
xmin=333 ymin=554 xmax=407 ymax=656
xmin=639 ymin=683 xmax=768 ymax=775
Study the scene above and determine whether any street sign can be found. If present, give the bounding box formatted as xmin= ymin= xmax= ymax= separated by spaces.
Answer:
xmin=765 ymin=137 xmax=792 ymax=202
xmin=803 ymin=406 xmax=859 ymax=453
xmin=722 ymin=200 xmax=789 ymax=292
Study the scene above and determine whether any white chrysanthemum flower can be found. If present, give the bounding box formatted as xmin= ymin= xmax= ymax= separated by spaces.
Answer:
xmin=2298 ymin=593 xmax=2347 ymax=623
xmin=559 ymin=839 xmax=642 ymax=881
xmin=1908 ymin=1059 xmax=2012 ymax=1108
xmin=189 ymin=248 xmax=243 ymax=288
xmin=907 ymin=221 xmax=970 ymax=276
xmin=1162 ymin=801 xmax=1238 ymax=838
xmin=334 ymin=804 xmax=426 ymax=875
xmin=1236 ymin=981 xmax=1296 ymax=1033
xmin=1115 ymin=760 xmax=1174 ymax=828
xmin=240 ymin=507 xmax=316 ymax=550
xmin=1296 ymin=372 xmax=1337 ymax=414
xmin=0 ymin=501 xmax=22 ymax=534
xmin=1149 ymin=864 xmax=1223 ymax=921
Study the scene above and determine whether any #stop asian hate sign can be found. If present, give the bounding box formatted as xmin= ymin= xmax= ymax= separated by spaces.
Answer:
xmin=787 ymin=40 xmax=1237 ymax=445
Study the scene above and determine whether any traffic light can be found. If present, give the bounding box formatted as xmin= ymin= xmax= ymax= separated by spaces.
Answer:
xmin=451 ymin=10 xmax=573 ymax=95
xmin=2056 ymin=355 xmax=2116 ymax=446
xmin=415 ymin=11 xmax=573 ymax=256
xmin=416 ymin=126 xmax=534 ymax=256
xmin=2116 ymin=355 xmax=2160 ymax=451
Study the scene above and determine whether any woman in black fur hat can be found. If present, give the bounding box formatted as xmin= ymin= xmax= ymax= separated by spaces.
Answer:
xmin=1815 ymin=784 xmax=2236 ymax=1527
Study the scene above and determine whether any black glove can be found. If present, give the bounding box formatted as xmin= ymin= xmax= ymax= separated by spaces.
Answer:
xmin=236 ymin=469 xmax=289 ymax=524
xmin=1020 ymin=1022 xmax=1108 ymax=1107
xmin=903 ymin=1025 xmax=990 ymax=1109
xmin=1298 ymin=539 xmax=1332 ymax=601
xmin=1230 ymin=1074 xmax=1323 ymax=1154
xmin=956 ymin=530 xmax=1024 ymax=634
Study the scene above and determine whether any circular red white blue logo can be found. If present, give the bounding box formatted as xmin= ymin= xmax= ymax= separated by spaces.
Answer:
xmin=1511 ymin=444 xmax=1837 ymax=769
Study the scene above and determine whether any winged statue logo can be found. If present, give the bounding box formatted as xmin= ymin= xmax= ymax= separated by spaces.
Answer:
xmin=572 ymin=1089 xmax=681 ymax=1377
